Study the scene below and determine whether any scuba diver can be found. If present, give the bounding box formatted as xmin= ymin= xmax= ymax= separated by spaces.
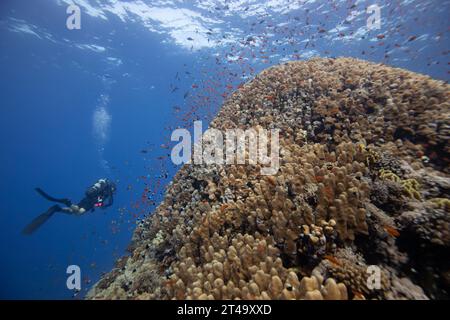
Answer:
xmin=22 ymin=178 xmax=116 ymax=235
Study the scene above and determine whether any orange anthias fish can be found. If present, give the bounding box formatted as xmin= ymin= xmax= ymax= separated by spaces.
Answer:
xmin=323 ymin=255 xmax=341 ymax=266
xmin=352 ymin=290 xmax=365 ymax=299
xmin=383 ymin=225 xmax=400 ymax=238
xmin=315 ymin=175 xmax=324 ymax=183
xmin=164 ymin=278 xmax=176 ymax=287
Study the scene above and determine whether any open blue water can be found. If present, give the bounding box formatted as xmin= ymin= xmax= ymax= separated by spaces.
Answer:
xmin=0 ymin=0 xmax=448 ymax=299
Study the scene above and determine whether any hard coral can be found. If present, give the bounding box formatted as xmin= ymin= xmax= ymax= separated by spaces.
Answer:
xmin=87 ymin=58 xmax=450 ymax=300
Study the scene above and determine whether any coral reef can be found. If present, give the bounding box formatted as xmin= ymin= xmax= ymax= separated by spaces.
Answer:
xmin=87 ymin=57 xmax=450 ymax=300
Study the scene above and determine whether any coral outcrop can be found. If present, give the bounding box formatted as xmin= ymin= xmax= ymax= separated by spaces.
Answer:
xmin=87 ymin=57 xmax=450 ymax=300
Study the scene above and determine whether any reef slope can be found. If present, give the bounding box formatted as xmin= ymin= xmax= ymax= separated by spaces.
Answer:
xmin=88 ymin=57 xmax=450 ymax=300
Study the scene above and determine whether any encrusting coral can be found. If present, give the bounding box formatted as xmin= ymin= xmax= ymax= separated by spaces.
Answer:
xmin=87 ymin=57 xmax=450 ymax=300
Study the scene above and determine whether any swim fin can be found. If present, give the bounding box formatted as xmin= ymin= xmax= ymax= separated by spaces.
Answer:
xmin=22 ymin=205 xmax=61 ymax=235
xmin=35 ymin=188 xmax=72 ymax=206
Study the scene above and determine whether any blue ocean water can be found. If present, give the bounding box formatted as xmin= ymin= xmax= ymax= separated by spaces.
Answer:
xmin=0 ymin=0 xmax=448 ymax=299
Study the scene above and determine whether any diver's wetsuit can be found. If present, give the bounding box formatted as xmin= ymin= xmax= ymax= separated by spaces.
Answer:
xmin=61 ymin=179 xmax=115 ymax=215
xmin=22 ymin=179 xmax=116 ymax=234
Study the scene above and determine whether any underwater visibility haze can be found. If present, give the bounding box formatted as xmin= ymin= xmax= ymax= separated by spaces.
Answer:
xmin=0 ymin=0 xmax=449 ymax=300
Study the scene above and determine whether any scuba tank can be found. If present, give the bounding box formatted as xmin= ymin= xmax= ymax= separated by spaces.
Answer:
xmin=85 ymin=179 xmax=107 ymax=197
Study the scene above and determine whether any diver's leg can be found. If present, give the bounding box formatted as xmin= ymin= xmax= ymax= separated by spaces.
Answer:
xmin=22 ymin=205 xmax=62 ymax=235
xmin=60 ymin=205 xmax=86 ymax=216
xmin=35 ymin=188 xmax=72 ymax=206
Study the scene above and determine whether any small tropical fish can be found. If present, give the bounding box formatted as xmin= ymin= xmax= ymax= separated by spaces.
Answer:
xmin=383 ymin=225 xmax=400 ymax=237
xmin=352 ymin=290 xmax=365 ymax=299
xmin=315 ymin=175 xmax=324 ymax=183
xmin=164 ymin=278 xmax=176 ymax=287
xmin=323 ymin=255 xmax=341 ymax=266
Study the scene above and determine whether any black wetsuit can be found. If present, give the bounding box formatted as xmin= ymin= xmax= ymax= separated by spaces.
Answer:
xmin=78 ymin=179 xmax=114 ymax=212
xmin=22 ymin=179 xmax=115 ymax=234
